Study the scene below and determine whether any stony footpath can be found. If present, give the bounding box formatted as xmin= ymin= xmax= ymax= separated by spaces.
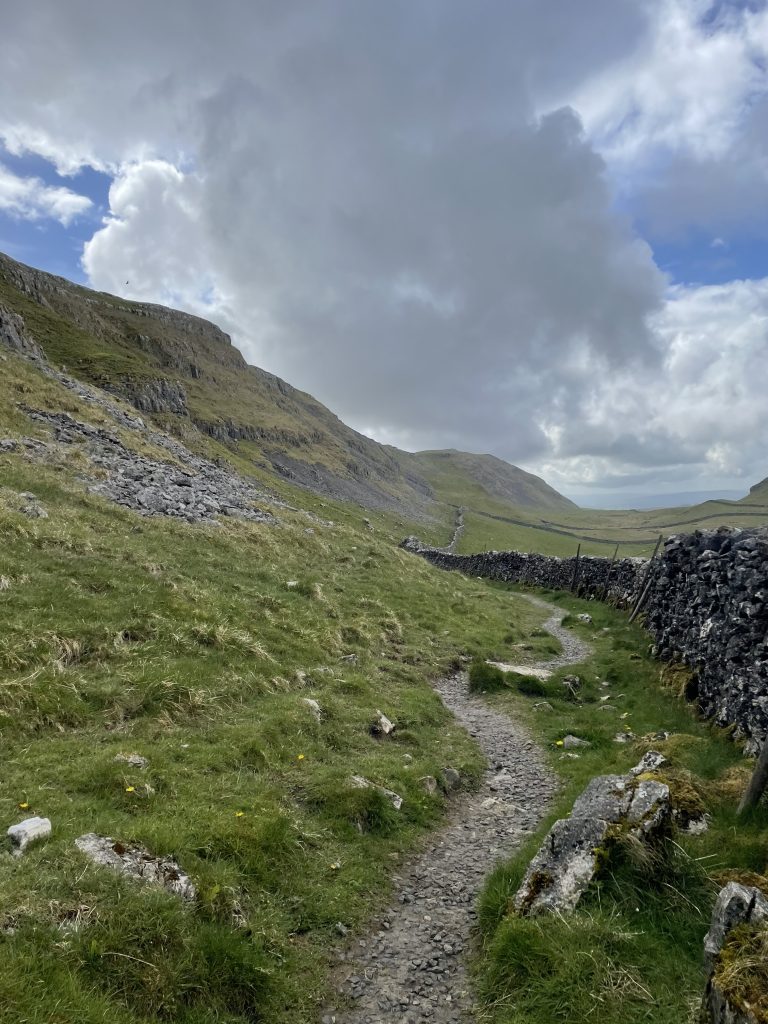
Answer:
xmin=324 ymin=599 xmax=587 ymax=1023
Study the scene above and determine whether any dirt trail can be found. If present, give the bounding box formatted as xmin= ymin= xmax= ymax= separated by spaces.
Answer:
xmin=324 ymin=595 xmax=590 ymax=1023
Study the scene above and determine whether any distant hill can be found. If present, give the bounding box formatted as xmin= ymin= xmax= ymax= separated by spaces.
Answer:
xmin=410 ymin=449 xmax=577 ymax=512
xmin=0 ymin=251 xmax=573 ymax=520
xmin=576 ymin=489 xmax=746 ymax=510
xmin=746 ymin=477 xmax=768 ymax=503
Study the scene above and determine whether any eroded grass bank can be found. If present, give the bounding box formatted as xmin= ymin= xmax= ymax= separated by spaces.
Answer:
xmin=474 ymin=587 xmax=768 ymax=1024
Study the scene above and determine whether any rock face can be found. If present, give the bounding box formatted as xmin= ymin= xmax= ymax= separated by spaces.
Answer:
xmin=74 ymin=833 xmax=197 ymax=901
xmin=402 ymin=527 xmax=768 ymax=751
xmin=702 ymin=883 xmax=768 ymax=1023
xmin=108 ymin=377 xmax=188 ymax=416
xmin=514 ymin=765 xmax=670 ymax=916
xmin=0 ymin=304 xmax=45 ymax=361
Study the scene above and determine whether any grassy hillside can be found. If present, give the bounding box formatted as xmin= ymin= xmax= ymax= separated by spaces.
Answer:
xmin=410 ymin=449 xmax=576 ymax=512
xmin=0 ymin=347 xmax=557 ymax=1023
xmin=746 ymin=476 xmax=768 ymax=503
xmin=0 ymin=252 xmax=576 ymax=524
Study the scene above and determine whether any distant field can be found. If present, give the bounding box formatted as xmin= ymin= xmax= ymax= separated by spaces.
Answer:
xmin=430 ymin=481 xmax=768 ymax=559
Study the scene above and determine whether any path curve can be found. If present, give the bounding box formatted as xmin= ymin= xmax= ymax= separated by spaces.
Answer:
xmin=324 ymin=595 xmax=589 ymax=1023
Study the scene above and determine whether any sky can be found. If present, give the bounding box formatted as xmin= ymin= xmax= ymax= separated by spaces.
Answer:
xmin=0 ymin=0 xmax=767 ymax=505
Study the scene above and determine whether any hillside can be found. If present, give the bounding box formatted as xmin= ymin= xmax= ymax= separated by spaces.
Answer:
xmin=746 ymin=475 xmax=768 ymax=502
xmin=1 ymin=251 xmax=764 ymax=562
xmin=0 ymin=253 xmax=571 ymax=523
xmin=409 ymin=449 xmax=577 ymax=511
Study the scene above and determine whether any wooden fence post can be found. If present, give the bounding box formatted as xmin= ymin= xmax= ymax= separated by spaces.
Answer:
xmin=600 ymin=544 xmax=620 ymax=603
xmin=628 ymin=534 xmax=663 ymax=624
xmin=571 ymin=543 xmax=581 ymax=594
xmin=738 ymin=737 xmax=768 ymax=816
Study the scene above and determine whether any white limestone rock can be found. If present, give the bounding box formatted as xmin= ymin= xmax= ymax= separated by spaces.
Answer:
xmin=74 ymin=833 xmax=196 ymax=901
xmin=7 ymin=816 xmax=51 ymax=856
xmin=349 ymin=775 xmax=403 ymax=811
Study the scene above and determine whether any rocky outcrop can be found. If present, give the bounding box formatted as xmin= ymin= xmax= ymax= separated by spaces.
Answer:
xmin=402 ymin=527 xmax=768 ymax=752
xmin=702 ymin=883 xmax=768 ymax=1023
xmin=0 ymin=304 xmax=45 ymax=362
xmin=514 ymin=761 xmax=670 ymax=915
xmin=106 ymin=377 xmax=188 ymax=416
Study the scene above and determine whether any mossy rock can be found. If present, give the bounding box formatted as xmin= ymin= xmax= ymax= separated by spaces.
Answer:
xmin=711 ymin=871 xmax=768 ymax=899
xmin=714 ymin=923 xmax=768 ymax=1023
xmin=652 ymin=768 xmax=707 ymax=824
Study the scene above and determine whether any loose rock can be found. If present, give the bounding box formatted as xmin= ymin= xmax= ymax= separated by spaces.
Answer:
xmin=349 ymin=776 xmax=403 ymax=811
xmin=563 ymin=734 xmax=591 ymax=749
xmin=7 ymin=816 xmax=51 ymax=856
xmin=114 ymin=752 xmax=149 ymax=769
xmin=302 ymin=697 xmax=323 ymax=723
xmin=370 ymin=710 xmax=395 ymax=737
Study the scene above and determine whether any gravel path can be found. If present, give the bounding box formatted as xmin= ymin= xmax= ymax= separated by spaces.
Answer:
xmin=516 ymin=592 xmax=592 ymax=670
xmin=324 ymin=595 xmax=590 ymax=1024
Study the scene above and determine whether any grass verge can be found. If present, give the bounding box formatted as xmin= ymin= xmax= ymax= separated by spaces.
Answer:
xmin=473 ymin=586 xmax=768 ymax=1024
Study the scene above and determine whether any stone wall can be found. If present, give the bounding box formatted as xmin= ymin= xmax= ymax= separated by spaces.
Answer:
xmin=643 ymin=529 xmax=768 ymax=753
xmin=400 ymin=536 xmax=645 ymax=604
xmin=401 ymin=527 xmax=768 ymax=751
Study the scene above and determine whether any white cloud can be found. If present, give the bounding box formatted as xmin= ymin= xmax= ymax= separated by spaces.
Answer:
xmin=572 ymin=0 xmax=768 ymax=164
xmin=534 ymin=276 xmax=768 ymax=492
xmin=0 ymin=163 xmax=92 ymax=225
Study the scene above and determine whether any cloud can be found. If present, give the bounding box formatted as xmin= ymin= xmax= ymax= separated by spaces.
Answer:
xmin=2 ymin=0 xmax=767 ymax=494
xmin=573 ymin=0 xmax=768 ymax=164
xmin=0 ymin=163 xmax=92 ymax=225
xmin=536 ymin=275 xmax=768 ymax=492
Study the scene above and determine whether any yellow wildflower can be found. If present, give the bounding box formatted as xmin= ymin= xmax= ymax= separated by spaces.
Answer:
xmin=297 ymin=754 xmax=305 ymax=761
xmin=18 ymin=801 xmax=29 ymax=810
xmin=125 ymin=786 xmax=135 ymax=793
xmin=555 ymin=740 xmax=564 ymax=747
xmin=235 ymin=811 xmax=245 ymax=818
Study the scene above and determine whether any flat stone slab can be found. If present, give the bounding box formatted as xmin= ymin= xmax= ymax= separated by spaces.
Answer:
xmin=487 ymin=660 xmax=552 ymax=680
xmin=75 ymin=833 xmax=197 ymax=901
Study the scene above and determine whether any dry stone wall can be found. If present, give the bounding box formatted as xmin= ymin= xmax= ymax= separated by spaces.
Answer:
xmin=401 ymin=526 xmax=768 ymax=751
xmin=400 ymin=536 xmax=644 ymax=604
